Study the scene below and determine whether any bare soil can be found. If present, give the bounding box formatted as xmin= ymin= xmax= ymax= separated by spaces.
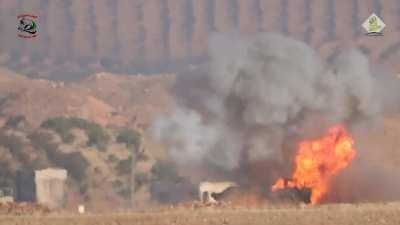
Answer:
xmin=1 ymin=202 xmax=400 ymax=225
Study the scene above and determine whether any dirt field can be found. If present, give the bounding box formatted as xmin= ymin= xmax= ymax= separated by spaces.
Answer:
xmin=1 ymin=202 xmax=400 ymax=225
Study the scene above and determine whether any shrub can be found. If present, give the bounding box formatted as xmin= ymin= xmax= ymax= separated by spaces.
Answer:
xmin=68 ymin=117 xmax=89 ymax=128
xmin=135 ymin=172 xmax=149 ymax=191
xmin=66 ymin=117 xmax=110 ymax=149
xmin=41 ymin=117 xmax=110 ymax=149
xmin=5 ymin=115 xmax=26 ymax=128
xmin=116 ymin=156 xmax=132 ymax=176
xmin=41 ymin=117 xmax=75 ymax=143
xmin=30 ymin=130 xmax=89 ymax=183
xmin=0 ymin=130 xmax=24 ymax=160
xmin=22 ymin=159 xmax=45 ymax=171
xmin=0 ymin=160 xmax=14 ymax=187
xmin=112 ymin=179 xmax=123 ymax=189
xmin=107 ymin=154 xmax=118 ymax=163
xmin=28 ymin=131 xmax=58 ymax=153
xmin=137 ymin=150 xmax=149 ymax=162
xmin=111 ymin=179 xmax=132 ymax=197
xmin=117 ymin=187 xmax=131 ymax=198
xmin=47 ymin=151 xmax=89 ymax=183
xmin=85 ymin=123 xmax=110 ymax=150
xmin=116 ymin=129 xmax=141 ymax=148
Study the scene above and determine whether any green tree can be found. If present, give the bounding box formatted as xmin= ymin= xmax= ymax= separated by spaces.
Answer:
xmin=29 ymin=130 xmax=89 ymax=183
xmin=116 ymin=156 xmax=132 ymax=176
xmin=0 ymin=130 xmax=24 ymax=161
xmin=85 ymin=123 xmax=110 ymax=150
xmin=47 ymin=150 xmax=89 ymax=183
xmin=41 ymin=117 xmax=110 ymax=149
xmin=41 ymin=117 xmax=75 ymax=143
xmin=116 ymin=128 xmax=141 ymax=148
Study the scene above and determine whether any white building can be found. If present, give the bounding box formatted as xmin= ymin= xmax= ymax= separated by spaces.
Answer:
xmin=35 ymin=168 xmax=67 ymax=208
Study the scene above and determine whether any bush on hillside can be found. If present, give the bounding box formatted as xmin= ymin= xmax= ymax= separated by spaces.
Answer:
xmin=0 ymin=160 xmax=14 ymax=187
xmin=134 ymin=172 xmax=149 ymax=191
xmin=5 ymin=115 xmax=26 ymax=128
xmin=40 ymin=117 xmax=75 ymax=143
xmin=137 ymin=150 xmax=149 ymax=162
xmin=41 ymin=117 xmax=110 ymax=149
xmin=47 ymin=150 xmax=89 ymax=183
xmin=0 ymin=130 xmax=24 ymax=161
xmin=116 ymin=128 xmax=141 ymax=148
xmin=28 ymin=131 xmax=58 ymax=153
xmin=116 ymin=156 xmax=132 ymax=176
xmin=28 ymin=130 xmax=89 ymax=182
xmin=107 ymin=154 xmax=118 ymax=163
xmin=85 ymin=123 xmax=110 ymax=150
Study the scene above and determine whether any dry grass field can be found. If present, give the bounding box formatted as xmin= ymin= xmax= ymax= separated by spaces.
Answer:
xmin=1 ymin=202 xmax=400 ymax=225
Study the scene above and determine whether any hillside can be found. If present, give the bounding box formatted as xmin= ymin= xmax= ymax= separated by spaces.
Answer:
xmin=0 ymin=68 xmax=176 ymax=128
xmin=1 ymin=0 xmax=399 ymax=79
xmin=0 ymin=69 xmax=185 ymax=210
xmin=0 ymin=114 xmax=194 ymax=211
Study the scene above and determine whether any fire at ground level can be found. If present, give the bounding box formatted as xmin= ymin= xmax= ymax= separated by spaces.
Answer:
xmin=150 ymin=124 xmax=356 ymax=207
xmin=1 ymin=202 xmax=400 ymax=225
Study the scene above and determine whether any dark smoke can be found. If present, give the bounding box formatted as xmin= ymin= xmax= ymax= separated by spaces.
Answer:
xmin=327 ymin=162 xmax=400 ymax=203
xmin=151 ymin=33 xmax=400 ymax=202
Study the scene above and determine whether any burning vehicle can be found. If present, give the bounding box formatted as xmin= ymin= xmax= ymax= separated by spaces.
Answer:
xmin=271 ymin=125 xmax=356 ymax=205
xmin=271 ymin=178 xmax=312 ymax=204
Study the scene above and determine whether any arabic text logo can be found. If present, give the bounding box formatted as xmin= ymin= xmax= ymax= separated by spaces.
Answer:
xmin=17 ymin=14 xmax=38 ymax=38
xmin=362 ymin=13 xmax=385 ymax=36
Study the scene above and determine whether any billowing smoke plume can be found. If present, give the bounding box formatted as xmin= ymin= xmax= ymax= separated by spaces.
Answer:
xmin=151 ymin=33 xmax=383 ymax=175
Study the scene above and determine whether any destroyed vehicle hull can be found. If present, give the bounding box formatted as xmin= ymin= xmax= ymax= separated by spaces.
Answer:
xmin=275 ymin=187 xmax=311 ymax=204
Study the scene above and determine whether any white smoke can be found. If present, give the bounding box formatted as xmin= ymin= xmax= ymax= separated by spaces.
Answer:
xmin=151 ymin=33 xmax=383 ymax=171
xmin=152 ymin=108 xmax=219 ymax=165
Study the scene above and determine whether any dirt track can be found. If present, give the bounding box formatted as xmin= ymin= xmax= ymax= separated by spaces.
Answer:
xmin=1 ymin=202 xmax=400 ymax=225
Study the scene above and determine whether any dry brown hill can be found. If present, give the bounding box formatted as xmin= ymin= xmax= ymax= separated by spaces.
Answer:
xmin=0 ymin=68 xmax=176 ymax=128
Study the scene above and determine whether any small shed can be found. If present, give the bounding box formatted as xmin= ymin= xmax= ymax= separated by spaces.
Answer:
xmin=35 ymin=168 xmax=67 ymax=208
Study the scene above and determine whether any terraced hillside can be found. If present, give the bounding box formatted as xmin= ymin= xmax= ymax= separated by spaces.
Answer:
xmin=0 ymin=0 xmax=399 ymax=79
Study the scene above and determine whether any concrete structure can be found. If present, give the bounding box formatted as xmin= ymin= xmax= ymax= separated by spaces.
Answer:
xmin=15 ymin=170 xmax=36 ymax=202
xmin=35 ymin=168 xmax=67 ymax=209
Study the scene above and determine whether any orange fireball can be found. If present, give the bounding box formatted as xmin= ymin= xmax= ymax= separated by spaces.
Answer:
xmin=272 ymin=125 xmax=356 ymax=204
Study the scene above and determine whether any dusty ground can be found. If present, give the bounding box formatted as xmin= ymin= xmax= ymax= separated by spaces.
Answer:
xmin=1 ymin=202 xmax=400 ymax=225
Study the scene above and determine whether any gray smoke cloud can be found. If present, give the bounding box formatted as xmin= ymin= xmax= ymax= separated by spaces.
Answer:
xmin=151 ymin=33 xmax=384 ymax=173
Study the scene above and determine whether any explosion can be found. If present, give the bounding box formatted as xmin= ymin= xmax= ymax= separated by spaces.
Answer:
xmin=153 ymin=33 xmax=396 ymax=204
xmin=272 ymin=125 xmax=356 ymax=204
